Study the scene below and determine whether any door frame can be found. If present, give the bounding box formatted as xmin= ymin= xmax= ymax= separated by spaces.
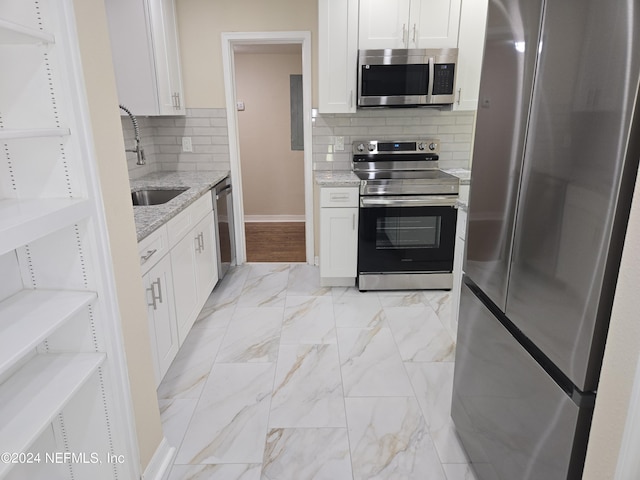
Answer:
xmin=221 ymin=31 xmax=313 ymax=265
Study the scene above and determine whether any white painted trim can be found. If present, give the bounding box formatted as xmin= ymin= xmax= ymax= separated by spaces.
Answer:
xmin=142 ymin=437 xmax=176 ymax=480
xmin=244 ymin=215 xmax=306 ymax=223
xmin=221 ymin=31 xmax=314 ymax=265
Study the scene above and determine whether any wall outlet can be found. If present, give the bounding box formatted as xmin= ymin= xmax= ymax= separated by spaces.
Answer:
xmin=182 ymin=136 xmax=193 ymax=152
xmin=334 ymin=136 xmax=345 ymax=151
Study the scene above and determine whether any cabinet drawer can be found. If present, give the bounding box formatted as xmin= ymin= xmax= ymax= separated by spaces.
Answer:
xmin=167 ymin=192 xmax=213 ymax=247
xmin=320 ymin=187 xmax=359 ymax=207
xmin=138 ymin=224 xmax=170 ymax=275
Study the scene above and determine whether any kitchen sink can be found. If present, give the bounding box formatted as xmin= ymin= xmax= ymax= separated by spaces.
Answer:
xmin=131 ymin=188 xmax=188 ymax=206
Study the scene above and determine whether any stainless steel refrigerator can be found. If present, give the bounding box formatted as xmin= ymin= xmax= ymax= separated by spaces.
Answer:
xmin=451 ymin=0 xmax=640 ymax=478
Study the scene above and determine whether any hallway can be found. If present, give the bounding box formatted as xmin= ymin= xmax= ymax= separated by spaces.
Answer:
xmin=158 ymin=263 xmax=474 ymax=479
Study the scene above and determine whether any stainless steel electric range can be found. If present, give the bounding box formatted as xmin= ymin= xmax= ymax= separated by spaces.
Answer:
xmin=352 ymin=139 xmax=459 ymax=291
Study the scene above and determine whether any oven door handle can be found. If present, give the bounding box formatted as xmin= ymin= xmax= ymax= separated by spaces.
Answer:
xmin=360 ymin=195 xmax=458 ymax=208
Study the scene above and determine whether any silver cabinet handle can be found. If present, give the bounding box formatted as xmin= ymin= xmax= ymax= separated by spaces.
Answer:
xmin=140 ymin=249 xmax=157 ymax=265
xmin=147 ymin=278 xmax=162 ymax=310
xmin=402 ymin=24 xmax=407 ymax=46
xmin=172 ymin=92 xmax=181 ymax=109
xmin=412 ymin=24 xmax=417 ymax=44
xmin=457 ymin=88 xmax=462 ymax=105
xmin=199 ymin=232 xmax=205 ymax=250
xmin=195 ymin=235 xmax=202 ymax=253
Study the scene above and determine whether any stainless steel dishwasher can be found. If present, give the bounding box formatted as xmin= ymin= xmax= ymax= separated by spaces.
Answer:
xmin=212 ymin=176 xmax=235 ymax=280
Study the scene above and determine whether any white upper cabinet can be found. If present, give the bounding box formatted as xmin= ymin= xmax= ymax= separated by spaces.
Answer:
xmin=105 ymin=0 xmax=185 ymax=116
xmin=318 ymin=0 xmax=359 ymax=113
xmin=359 ymin=0 xmax=461 ymax=49
xmin=453 ymin=0 xmax=488 ymax=110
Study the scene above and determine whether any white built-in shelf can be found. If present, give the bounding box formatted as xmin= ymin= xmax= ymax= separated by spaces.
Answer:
xmin=0 ymin=18 xmax=54 ymax=45
xmin=0 ymin=198 xmax=92 ymax=256
xmin=0 ymin=353 xmax=105 ymax=477
xmin=0 ymin=127 xmax=71 ymax=140
xmin=0 ymin=290 xmax=97 ymax=378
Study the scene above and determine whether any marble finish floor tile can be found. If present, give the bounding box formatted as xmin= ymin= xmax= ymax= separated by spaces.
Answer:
xmin=262 ymin=428 xmax=352 ymax=480
xmin=281 ymin=296 xmax=336 ymax=344
xmin=404 ymin=361 xmax=455 ymax=431
xmin=345 ymin=397 xmax=446 ymax=480
xmin=386 ymin=306 xmax=456 ymax=362
xmin=159 ymin=398 xmax=198 ymax=451
xmin=216 ymin=307 xmax=283 ymax=363
xmin=238 ymin=264 xmax=290 ymax=307
xmin=269 ymin=344 xmax=345 ymax=428
xmin=159 ymin=264 xmax=477 ymax=478
xmin=168 ymin=463 xmax=261 ymax=480
xmin=442 ymin=463 xmax=479 ymax=480
xmin=333 ymin=295 xmax=387 ymax=328
xmin=337 ymin=326 xmax=414 ymax=396
xmin=175 ymin=363 xmax=275 ymax=464
xmin=157 ymin=327 xmax=225 ymax=400
xmin=286 ymin=263 xmax=332 ymax=296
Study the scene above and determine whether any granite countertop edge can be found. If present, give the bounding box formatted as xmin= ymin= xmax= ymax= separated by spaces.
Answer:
xmin=131 ymin=170 xmax=230 ymax=242
xmin=314 ymin=171 xmax=360 ymax=187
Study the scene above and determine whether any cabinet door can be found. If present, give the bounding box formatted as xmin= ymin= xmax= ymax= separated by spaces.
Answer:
xmin=148 ymin=0 xmax=185 ymax=115
xmin=320 ymin=207 xmax=358 ymax=278
xmin=410 ymin=0 xmax=462 ymax=48
xmin=171 ymin=229 xmax=200 ymax=345
xmin=194 ymin=213 xmax=218 ymax=302
xmin=318 ymin=0 xmax=359 ymax=113
xmin=106 ymin=0 xmax=184 ymax=116
xmin=144 ymin=254 xmax=178 ymax=386
xmin=454 ymin=0 xmax=488 ymax=110
xmin=359 ymin=0 xmax=411 ymax=49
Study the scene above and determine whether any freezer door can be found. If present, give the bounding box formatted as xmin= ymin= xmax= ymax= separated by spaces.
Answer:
xmin=452 ymin=282 xmax=587 ymax=480
xmin=505 ymin=0 xmax=640 ymax=392
xmin=464 ymin=0 xmax=544 ymax=310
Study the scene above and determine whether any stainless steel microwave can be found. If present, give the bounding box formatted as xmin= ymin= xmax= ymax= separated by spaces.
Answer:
xmin=358 ymin=48 xmax=458 ymax=107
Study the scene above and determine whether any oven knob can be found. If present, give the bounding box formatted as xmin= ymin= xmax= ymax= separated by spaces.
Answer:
xmin=367 ymin=143 xmax=376 ymax=152
xmin=418 ymin=142 xmax=426 ymax=150
xmin=429 ymin=142 xmax=437 ymax=151
xmin=356 ymin=143 xmax=365 ymax=152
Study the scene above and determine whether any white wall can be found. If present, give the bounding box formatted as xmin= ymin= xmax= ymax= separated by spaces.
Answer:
xmin=73 ymin=0 xmax=164 ymax=469
xmin=176 ymin=0 xmax=318 ymax=108
xmin=235 ymin=49 xmax=305 ymax=217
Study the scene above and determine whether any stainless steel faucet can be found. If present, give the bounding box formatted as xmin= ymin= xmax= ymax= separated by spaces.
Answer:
xmin=119 ymin=104 xmax=146 ymax=165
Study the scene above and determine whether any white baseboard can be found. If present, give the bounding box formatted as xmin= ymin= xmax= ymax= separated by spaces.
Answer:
xmin=244 ymin=215 xmax=305 ymax=222
xmin=143 ymin=437 xmax=176 ymax=480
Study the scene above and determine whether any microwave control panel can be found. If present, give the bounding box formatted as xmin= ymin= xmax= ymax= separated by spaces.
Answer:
xmin=432 ymin=64 xmax=455 ymax=95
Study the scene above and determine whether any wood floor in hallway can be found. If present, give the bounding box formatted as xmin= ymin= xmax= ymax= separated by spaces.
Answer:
xmin=244 ymin=222 xmax=306 ymax=262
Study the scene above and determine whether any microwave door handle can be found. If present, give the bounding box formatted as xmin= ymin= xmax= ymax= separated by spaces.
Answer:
xmin=428 ymin=56 xmax=435 ymax=103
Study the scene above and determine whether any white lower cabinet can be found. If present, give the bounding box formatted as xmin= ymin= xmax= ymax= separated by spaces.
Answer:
xmin=319 ymin=187 xmax=359 ymax=286
xmin=138 ymin=193 xmax=218 ymax=384
xmin=172 ymin=211 xmax=218 ymax=345
xmin=143 ymin=253 xmax=179 ymax=385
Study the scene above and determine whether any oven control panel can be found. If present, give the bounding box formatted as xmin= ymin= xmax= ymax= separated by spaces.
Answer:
xmin=353 ymin=140 xmax=440 ymax=154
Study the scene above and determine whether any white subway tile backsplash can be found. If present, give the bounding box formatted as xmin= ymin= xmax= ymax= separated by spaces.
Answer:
xmin=123 ymin=107 xmax=474 ymax=177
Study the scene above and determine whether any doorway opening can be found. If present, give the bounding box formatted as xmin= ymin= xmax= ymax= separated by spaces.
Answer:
xmin=221 ymin=32 xmax=313 ymax=265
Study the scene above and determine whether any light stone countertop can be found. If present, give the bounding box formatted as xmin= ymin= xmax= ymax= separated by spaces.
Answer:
xmin=314 ymin=171 xmax=360 ymax=187
xmin=131 ymin=170 xmax=229 ymax=242
xmin=443 ymin=168 xmax=471 ymax=185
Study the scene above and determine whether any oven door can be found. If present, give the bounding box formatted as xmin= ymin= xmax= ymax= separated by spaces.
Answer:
xmin=358 ymin=196 xmax=457 ymax=274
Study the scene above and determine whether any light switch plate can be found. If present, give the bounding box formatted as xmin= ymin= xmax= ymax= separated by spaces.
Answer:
xmin=182 ymin=136 xmax=193 ymax=152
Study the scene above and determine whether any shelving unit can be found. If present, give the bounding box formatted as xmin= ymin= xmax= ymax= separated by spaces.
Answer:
xmin=0 ymin=1 xmax=139 ymax=479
